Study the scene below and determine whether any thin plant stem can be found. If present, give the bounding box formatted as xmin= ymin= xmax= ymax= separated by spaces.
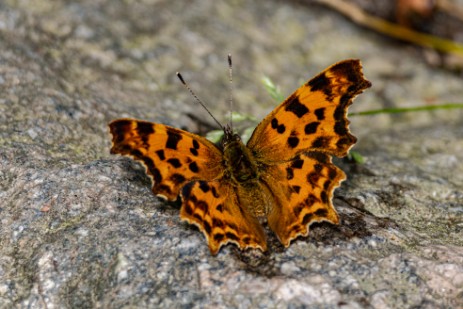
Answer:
xmin=350 ymin=103 xmax=463 ymax=116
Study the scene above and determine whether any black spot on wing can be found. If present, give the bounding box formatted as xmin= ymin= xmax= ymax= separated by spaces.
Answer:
xmin=304 ymin=122 xmax=320 ymax=135
xmin=320 ymin=191 xmax=329 ymax=204
xmin=151 ymin=167 xmax=162 ymax=184
xmin=271 ymin=118 xmax=278 ymax=129
xmin=214 ymin=233 xmax=225 ymax=242
xmin=228 ymin=222 xmax=238 ymax=232
xmin=306 ymin=152 xmax=329 ymax=164
xmin=166 ymin=129 xmax=182 ymax=150
xmin=190 ymin=139 xmax=199 ymax=156
xmin=305 ymin=194 xmax=317 ymax=207
xmin=203 ymin=221 xmax=212 ymax=234
xmin=271 ymin=118 xmax=286 ymax=134
xmin=293 ymin=203 xmax=304 ymax=217
xmin=315 ymin=208 xmax=328 ymax=217
xmin=308 ymin=73 xmax=332 ymax=98
xmin=184 ymin=202 xmax=194 ymax=215
xmin=291 ymin=157 xmax=304 ymax=169
xmin=130 ymin=149 xmax=143 ymax=158
xmin=287 ymin=136 xmax=300 ymax=148
xmin=156 ymin=150 xmax=166 ymax=161
xmin=285 ymin=95 xmax=309 ymax=118
xmin=199 ymin=181 xmax=210 ymax=193
xmin=157 ymin=184 xmax=172 ymax=196
xmin=170 ymin=173 xmax=186 ymax=185
xmin=292 ymin=185 xmax=301 ymax=194
xmin=314 ymin=163 xmax=323 ymax=173
xmin=307 ymin=172 xmax=320 ymax=187
xmin=189 ymin=194 xmax=198 ymax=203
xmin=182 ymin=190 xmax=198 ymax=204
xmin=323 ymin=180 xmax=331 ymax=190
xmin=211 ymin=186 xmax=220 ymax=198
xmin=314 ymin=108 xmax=325 ymax=120
xmin=136 ymin=122 xmax=154 ymax=143
xmin=181 ymin=182 xmax=194 ymax=200
xmin=302 ymin=213 xmax=313 ymax=225
xmin=110 ymin=120 xmax=132 ymax=144
xmin=213 ymin=218 xmax=224 ymax=228
xmin=328 ymin=168 xmax=338 ymax=180
xmin=286 ymin=167 xmax=294 ymax=180
xmin=337 ymin=136 xmax=356 ymax=149
xmin=196 ymin=200 xmax=208 ymax=214
xmin=225 ymin=232 xmax=239 ymax=241
xmin=190 ymin=148 xmax=199 ymax=156
xmin=167 ymin=158 xmax=182 ymax=168
xmin=312 ymin=136 xmax=331 ymax=149
xmin=189 ymin=162 xmax=199 ymax=173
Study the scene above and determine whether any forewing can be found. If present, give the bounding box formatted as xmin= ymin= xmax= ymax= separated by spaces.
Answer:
xmin=181 ymin=180 xmax=267 ymax=255
xmin=247 ymin=59 xmax=371 ymax=162
xmin=263 ymin=152 xmax=344 ymax=247
xmin=109 ymin=119 xmax=223 ymax=200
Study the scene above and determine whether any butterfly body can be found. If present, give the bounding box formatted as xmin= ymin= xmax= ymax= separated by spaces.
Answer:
xmin=109 ymin=59 xmax=371 ymax=254
xmin=223 ymin=132 xmax=260 ymax=184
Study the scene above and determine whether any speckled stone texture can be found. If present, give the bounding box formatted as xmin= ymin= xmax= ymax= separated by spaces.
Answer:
xmin=1 ymin=1 xmax=462 ymax=308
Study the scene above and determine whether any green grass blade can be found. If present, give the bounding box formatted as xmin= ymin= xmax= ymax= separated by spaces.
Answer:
xmin=350 ymin=103 xmax=463 ymax=116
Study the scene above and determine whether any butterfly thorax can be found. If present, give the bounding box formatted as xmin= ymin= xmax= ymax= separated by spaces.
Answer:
xmin=223 ymin=132 xmax=259 ymax=184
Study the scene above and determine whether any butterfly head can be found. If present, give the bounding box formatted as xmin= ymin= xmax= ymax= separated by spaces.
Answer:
xmin=222 ymin=124 xmax=241 ymax=147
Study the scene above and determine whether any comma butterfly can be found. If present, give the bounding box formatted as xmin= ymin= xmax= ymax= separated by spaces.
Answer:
xmin=109 ymin=59 xmax=371 ymax=255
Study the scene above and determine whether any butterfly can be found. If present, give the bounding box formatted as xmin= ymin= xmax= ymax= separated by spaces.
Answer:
xmin=109 ymin=59 xmax=371 ymax=255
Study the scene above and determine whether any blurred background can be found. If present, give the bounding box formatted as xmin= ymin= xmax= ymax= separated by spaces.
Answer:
xmin=1 ymin=0 xmax=462 ymax=143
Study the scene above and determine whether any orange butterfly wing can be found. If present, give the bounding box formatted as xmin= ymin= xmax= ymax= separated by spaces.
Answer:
xmin=180 ymin=180 xmax=267 ymax=255
xmin=109 ymin=119 xmax=224 ymax=200
xmin=247 ymin=59 xmax=371 ymax=161
xmin=263 ymin=153 xmax=346 ymax=246
xmin=248 ymin=59 xmax=371 ymax=246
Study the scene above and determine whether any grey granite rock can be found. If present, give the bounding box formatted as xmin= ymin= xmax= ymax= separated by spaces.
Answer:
xmin=1 ymin=1 xmax=462 ymax=308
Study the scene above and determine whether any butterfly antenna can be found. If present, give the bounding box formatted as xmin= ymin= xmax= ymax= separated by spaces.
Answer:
xmin=228 ymin=54 xmax=233 ymax=132
xmin=176 ymin=72 xmax=224 ymax=131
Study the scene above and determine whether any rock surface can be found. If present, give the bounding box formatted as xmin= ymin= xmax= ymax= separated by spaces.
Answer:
xmin=1 ymin=0 xmax=462 ymax=308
